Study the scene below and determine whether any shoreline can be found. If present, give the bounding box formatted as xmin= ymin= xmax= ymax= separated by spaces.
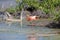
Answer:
xmin=0 ymin=18 xmax=60 ymax=28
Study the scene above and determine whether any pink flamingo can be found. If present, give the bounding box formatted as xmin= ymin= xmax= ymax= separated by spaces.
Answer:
xmin=26 ymin=15 xmax=39 ymax=21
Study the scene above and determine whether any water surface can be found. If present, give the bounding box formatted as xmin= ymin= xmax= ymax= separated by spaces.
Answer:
xmin=0 ymin=21 xmax=60 ymax=40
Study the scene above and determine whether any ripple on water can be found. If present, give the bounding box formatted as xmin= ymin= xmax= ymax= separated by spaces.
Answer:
xmin=0 ymin=21 xmax=60 ymax=40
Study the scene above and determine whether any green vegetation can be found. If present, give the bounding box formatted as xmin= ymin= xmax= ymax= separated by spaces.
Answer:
xmin=6 ymin=0 xmax=60 ymax=23
xmin=6 ymin=7 xmax=16 ymax=13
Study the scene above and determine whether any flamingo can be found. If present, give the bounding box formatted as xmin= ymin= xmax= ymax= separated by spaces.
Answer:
xmin=26 ymin=15 xmax=40 ymax=26
xmin=26 ymin=15 xmax=39 ymax=21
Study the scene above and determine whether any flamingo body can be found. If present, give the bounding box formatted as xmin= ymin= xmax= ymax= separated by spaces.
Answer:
xmin=27 ymin=16 xmax=39 ymax=21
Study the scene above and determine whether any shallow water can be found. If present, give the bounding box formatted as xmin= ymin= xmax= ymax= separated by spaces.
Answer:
xmin=0 ymin=21 xmax=60 ymax=40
